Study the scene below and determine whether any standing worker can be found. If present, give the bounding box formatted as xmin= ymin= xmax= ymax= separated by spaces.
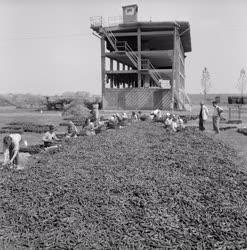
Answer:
xmin=199 ymin=102 xmax=209 ymax=131
xmin=2 ymin=133 xmax=25 ymax=168
xmin=212 ymin=101 xmax=223 ymax=134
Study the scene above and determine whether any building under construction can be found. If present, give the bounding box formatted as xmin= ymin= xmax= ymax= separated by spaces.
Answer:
xmin=90 ymin=4 xmax=192 ymax=110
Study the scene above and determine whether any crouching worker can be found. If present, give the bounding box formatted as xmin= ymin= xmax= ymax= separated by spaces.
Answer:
xmin=42 ymin=125 xmax=60 ymax=147
xmin=164 ymin=113 xmax=172 ymax=128
xmin=83 ymin=118 xmax=96 ymax=136
xmin=176 ymin=116 xmax=185 ymax=131
xmin=2 ymin=133 xmax=24 ymax=168
xmin=67 ymin=120 xmax=78 ymax=138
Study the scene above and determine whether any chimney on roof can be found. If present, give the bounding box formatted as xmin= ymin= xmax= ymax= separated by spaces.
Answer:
xmin=122 ymin=4 xmax=138 ymax=24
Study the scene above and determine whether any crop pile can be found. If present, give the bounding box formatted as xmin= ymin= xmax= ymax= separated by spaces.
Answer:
xmin=1 ymin=122 xmax=50 ymax=134
xmin=0 ymin=122 xmax=247 ymax=249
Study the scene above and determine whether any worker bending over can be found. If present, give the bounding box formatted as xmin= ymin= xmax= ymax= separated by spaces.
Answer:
xmin=2 ymin=133 xmax=26 ymax=168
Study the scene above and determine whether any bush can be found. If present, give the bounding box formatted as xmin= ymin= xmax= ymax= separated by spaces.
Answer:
xmin=62 ymin=100 xmax=91 ymax=121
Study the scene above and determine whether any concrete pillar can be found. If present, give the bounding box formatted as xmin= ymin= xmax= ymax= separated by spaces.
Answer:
xmin=101 ymin=38 xmax=106 ymax=109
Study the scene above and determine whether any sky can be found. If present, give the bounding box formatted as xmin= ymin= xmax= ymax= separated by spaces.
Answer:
xmin=0 ymin=0 xmax=247 ymax=95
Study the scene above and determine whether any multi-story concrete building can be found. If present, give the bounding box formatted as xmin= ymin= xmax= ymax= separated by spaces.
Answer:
xmin=90 ymin=4 xmax=192 ymax=110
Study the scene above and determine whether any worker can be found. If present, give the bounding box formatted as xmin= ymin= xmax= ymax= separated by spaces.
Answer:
xmin=212 ymin=101 xmax=223 ymax=134
xmin=199 ymin=102 xmax=209 ymax=131
xmin=164 ymin=114 xmax=173 ymax=128
xmin=137 ymin=111 xmax=142 ymax=120
xmin=115 ymin=113 xmax=123 ymax=122
xmin=122 ymin=112 xmax=128 ymax=120
xmin=110 ymin=114 xmax=117 ymax=122
xmin=170 ymin=116 xmax=178 ymax=132
xmin=176 ymin=116 xmax=185 ymax=131
xmin=83 ymin=118 xmax=96 ymax=136
xmin=67 ymin=120 xmax=78 ymax=138
xmin=2 ymin=133 xmax=25 ymax=168
xmin=131 ymin=111 xmax=138 ymax=121
xmin=42 ymin=125 xmax=60 ymax=147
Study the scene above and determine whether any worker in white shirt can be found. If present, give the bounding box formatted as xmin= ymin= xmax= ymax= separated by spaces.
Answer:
xmin=42 ymin=125 xmax=60 ymax=147
xmin=164 ymin=114 xmax=173 ymax=127
xmin=151 ymin=109 xmax=162 ymax=119
xmin=199 ymin=102 xmax=209 ymax=131
xmin=176 ymin=116 xmax=185 ymax=131
xmin=2 ymin=133 xmax=25 ymax=167
xmin=122 ymin=112 xmax=128 ymax=120
xmin=171 ymin=116 xmax=178 ymax=132
xmin=67 ymin=120 xmax=78 ymax=138
xmin=212 ymin=101 xmax=223 ymax=134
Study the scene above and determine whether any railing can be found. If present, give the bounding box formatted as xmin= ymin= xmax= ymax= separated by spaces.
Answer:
xmin=108 ymin=16 xmax=123 ymax=27
xmin=102 ymin=27 xmax=118 ymax=51
xmin=91 ymin=17 xmax=164 ymax=86
xmin=90 ymin=16 xmax=104 ymax=28
xmin=116 ymin=41 xmax=138 ymax=68
xmin=125 ymin=43 xmax=138 ymax=68
xmin=141 ymin=59 xmax=162 ymax=87
xmin=149 ymin=63 xmax=162 ymax=87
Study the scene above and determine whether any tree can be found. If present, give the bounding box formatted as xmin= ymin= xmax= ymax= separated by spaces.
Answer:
xmin=237 ymin=68 xmax=247 ymax=96
xmin=201 ymin=67 xmax=211 ymax=99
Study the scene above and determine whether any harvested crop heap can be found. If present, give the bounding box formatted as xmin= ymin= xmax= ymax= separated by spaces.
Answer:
xmin=0 ymin=122 xmax=247 ymax=249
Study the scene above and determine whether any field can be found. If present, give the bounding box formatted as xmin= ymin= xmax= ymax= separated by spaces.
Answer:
xmin=0 ymin=106 xmax=247 ymax=248
xmin=0 ymin=107 xmax=65 ymax=146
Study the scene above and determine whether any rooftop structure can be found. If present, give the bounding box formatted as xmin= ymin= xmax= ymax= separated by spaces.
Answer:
xmin=90 ymin=4 xmax=192 ymax=110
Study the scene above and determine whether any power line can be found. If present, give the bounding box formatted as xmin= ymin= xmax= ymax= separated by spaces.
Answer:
xmin=0 ymin=32 xmax=92 ymax=41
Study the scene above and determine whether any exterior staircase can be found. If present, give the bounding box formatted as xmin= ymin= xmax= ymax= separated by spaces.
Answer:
xmin=102 ymin=27 xmax=118 ymax=51
xmin=102 ymin=27 xmax=166 ymax=87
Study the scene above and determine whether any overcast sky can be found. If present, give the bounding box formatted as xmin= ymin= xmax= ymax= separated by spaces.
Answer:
xmin=0 ymin=0 xmax=247 ymax=95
